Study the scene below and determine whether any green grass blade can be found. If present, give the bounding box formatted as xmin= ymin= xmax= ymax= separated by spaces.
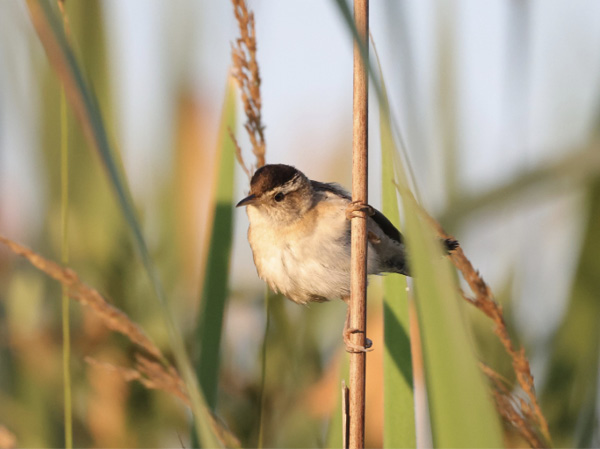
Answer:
xmin=60 ymin=84 xmax=72 ymax=449
xmin=195 ymin=78 xmax=237 ymax=411
xmin=257 ymin=289 xmax=272 ymax=448
xmin=378 ymin=66 xmax=504 ymax=449
xmin=377 ymin=47 xmax=416 ymax=449
xmin=26 ymin=1 xmax=221 ymax=446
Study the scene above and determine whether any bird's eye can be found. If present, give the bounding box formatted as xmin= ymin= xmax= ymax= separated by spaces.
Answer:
xmin=274 ymin=192 xmax=285 ymax=202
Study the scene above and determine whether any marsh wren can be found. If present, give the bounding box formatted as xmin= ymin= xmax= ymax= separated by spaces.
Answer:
xmin=236 ymin=164 xmax=457 ymax=352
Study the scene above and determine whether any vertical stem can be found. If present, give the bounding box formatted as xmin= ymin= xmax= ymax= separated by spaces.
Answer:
xmin=60 ymin=85 xmax=72 ymax=449
xmin=349 ymin=1 xmax=369 ymax=448
xmin=342 ymin=380 xmax=349 ymax=449
xmin=58 ymin=1 xmax=72 ymax=446
xmin=257 ymin=290 xmax=271 ymax=448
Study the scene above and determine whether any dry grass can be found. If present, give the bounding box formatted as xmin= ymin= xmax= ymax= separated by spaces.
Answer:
xmin=229 ymin=128 xmax=252 ymax=179
xmin=85 ymin=355 xmax=188 ymax=405
xmin=480 ymin=364 xmax=547 ymax=448
xmin=0 ymin=235 xmax=240 ymax=448
xmin=230 ymin=0 xmax=266 ymax=173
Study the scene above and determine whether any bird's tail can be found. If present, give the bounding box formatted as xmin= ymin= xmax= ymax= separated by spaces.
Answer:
xmin=392 ymin=238 xmax=459 ymax=278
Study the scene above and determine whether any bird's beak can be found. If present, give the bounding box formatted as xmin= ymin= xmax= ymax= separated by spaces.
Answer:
xmin=236 ymin=193 xmax=257 ymax=208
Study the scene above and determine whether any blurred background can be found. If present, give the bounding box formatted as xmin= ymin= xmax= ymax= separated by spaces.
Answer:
xmin=1 ymin=0 xmax=600 ymax=447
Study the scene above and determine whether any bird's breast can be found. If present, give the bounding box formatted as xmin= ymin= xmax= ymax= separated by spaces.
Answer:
xmin=246 ymin=201 xmax=353 ymax=304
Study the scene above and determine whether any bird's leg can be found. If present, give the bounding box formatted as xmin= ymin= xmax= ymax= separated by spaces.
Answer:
xmin=343 ymin=298 xmax=373 ymax=353
xmin=345 ymin=201 xmax=376 ymax=220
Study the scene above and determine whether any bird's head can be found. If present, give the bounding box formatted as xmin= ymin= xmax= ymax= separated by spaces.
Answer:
xmin=236 ymin=164 xmax=314 ymax=224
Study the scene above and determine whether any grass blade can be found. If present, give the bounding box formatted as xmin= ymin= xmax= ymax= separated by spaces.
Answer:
xmin=377 ymin=48 xmax=416 ymax=449
xmin=195 ymin=77 xmax=237 ymax=410
xmin=57 ymin=1 xmax=72 ymax=445
xmin=25 ymin=1 xmax=221 ymax=446
xmin=60 ymin=82 xmax=72 ymax=449
xmin=377 ymin=65 xmax=504 ymax=449
xmin=257 ymin=290 xmax=271 ymax=448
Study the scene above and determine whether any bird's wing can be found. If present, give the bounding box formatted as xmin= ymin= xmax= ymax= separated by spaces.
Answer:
xmin=311 ymin=180 xmax=404 ymax=245
xmin=311 ymin=180 xmax=351 ymax=200
xmin=370 ymin=208 xmax=403 ymax=245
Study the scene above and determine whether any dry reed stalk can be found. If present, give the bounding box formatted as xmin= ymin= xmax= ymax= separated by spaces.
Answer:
xmin=348 ymin=1 xmax=369 ymax=448
xmin=0 ymin=235 xmax=240 ymax=447
xmin=230 ymin=0 xmax=266 ymax=171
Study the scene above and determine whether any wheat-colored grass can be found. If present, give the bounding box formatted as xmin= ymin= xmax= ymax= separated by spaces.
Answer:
xmin=231 ymin=0 xmax=265 ymax=172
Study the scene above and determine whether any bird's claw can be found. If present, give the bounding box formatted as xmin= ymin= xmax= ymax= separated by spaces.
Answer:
xmin=343 ymin=327 xmax=373 ymax=353
xmin=345 ymin=201 xmax=375 ymax=220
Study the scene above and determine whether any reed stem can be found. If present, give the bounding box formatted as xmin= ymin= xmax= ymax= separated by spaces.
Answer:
xmin=348 ymin=1 xmax=369 ymax=447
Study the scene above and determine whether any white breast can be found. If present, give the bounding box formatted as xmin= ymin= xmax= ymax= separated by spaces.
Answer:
xmin=246 ymin=195 xmax=381 ymax=304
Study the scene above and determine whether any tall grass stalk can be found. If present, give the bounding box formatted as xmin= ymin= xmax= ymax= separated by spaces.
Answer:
xmin=192 ymin=77 xmax=237 ymax=446
xmin=257 ymin=290 xmax=271 ymax=448
xmin=375 ymin=49 xmax=504 ymax=447
xmin=378 ymin=74 xmax=416 ymax=449
xmin=393 ymin=167 xmax=504 ymax=446
xmin=58 ymin=1 xmax=72 ymax=446
xmin=348 ymin=1 xmax=369 ymax=447
xmin=369 ymin=31 xmax=416 ymax=448
xmin=60 ymin=86 xmax=72 ymax=449
xmin=195 ymin=77 xmax=237 ymax=409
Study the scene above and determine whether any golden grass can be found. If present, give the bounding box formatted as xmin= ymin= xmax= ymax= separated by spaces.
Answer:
xmin=230 ymin=0 xmax=266 ymax=172
xmin=480 ymin=364 xmax=546 ymax=448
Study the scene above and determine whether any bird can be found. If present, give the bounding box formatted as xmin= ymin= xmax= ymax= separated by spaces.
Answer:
xmin=236 ymin=163 xmax=457 ymax=352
